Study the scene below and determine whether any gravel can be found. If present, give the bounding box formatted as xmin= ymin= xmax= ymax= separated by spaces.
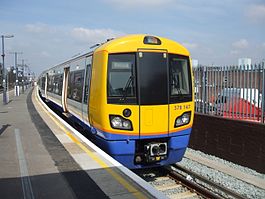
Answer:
xmin=136 ymin=170 xmax=201 ymax=198
xmin=178 ymin=148 xmax=265 ymax=199
xmin=186 ymin=148 xmax=265 ymax=180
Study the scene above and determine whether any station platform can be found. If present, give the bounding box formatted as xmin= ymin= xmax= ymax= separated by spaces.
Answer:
xmin=0 ymin=87 xmax=166 ymax=199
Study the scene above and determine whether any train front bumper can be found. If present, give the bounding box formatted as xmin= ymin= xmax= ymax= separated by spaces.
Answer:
xmin=94 ymin=128 xmax=192 ymax=169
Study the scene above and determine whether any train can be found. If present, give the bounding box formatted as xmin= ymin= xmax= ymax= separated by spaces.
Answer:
xmin=38 ymin=34 xmax=194 ymax=169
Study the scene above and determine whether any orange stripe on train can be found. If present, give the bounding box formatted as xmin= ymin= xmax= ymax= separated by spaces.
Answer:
xmin=92 ymin=123 xmax=192 ymax=136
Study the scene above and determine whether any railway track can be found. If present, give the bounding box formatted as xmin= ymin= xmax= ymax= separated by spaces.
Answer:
xmin=134 ymin=164 xmax=247 ymax=199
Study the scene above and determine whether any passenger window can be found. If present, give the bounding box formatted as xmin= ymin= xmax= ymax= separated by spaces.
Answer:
xmin=41 ymin=77 xmax=45 ymax=90
xmin=68 ymin=70 xmax=85 ymax=102
xmin=47 ymin=75 xmax=52 ymax=92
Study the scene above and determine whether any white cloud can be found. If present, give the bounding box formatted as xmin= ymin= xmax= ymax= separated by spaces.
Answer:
xmin=230 ymin=50 xmax=239 ymax=55
xmin=8 ymin=24 xmax=126 ymax=75
xmin=25 ymin=23 xmax=56 ymax=34
xmin=232 ymin=39 xmax=249 ymax=49
xmin=105 ymin=0 xmax=173 ymax=9
xmin=40 ymin=51 xmax=51 ymax=57
xmin=71 ymin=27 xmax=125 ymax=44
xmin=247 ymin=4 xmax=265 ymax=23
xmin=24 ymin=24 xmax=125 ymax=47
xmin=182 ymin=42 xmax=198 ymax=50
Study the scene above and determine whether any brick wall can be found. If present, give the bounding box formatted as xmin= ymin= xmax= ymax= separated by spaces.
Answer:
xmin=189 ymin=113 xmax=265 ymax=173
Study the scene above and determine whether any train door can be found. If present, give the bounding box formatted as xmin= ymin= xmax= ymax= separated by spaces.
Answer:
xmin=62 ymin=67 xmax=70 ymax=112
xmin=137 ymin=51 xmax=169 ymax=137
xmin=82 ymin=56 xmax=92 ymax=124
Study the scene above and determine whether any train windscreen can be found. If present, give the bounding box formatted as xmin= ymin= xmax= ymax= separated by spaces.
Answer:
xmin=107 ymin=52 xmax=192 ymax=105
xmin=107 ymin=53 xmax=137 ymax=104
xmin=138 ymin=52 xmax=168 ymax=105
xmin=169 ymin=54 xmax=192 ymax=103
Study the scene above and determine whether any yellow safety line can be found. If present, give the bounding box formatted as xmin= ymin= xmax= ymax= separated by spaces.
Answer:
xmin=33 ymin=90 xmax=147 ymax=199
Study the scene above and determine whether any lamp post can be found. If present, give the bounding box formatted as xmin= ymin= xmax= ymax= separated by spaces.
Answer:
xmin=1 ymin=34 xmax=14 ymax=105
xmin=22 ymin=59 xmax=24 ymax=93
xmin=21 ymin=59 xmax=28 ymax=94
xmin=23 ymin=63 xmax=29 ymax=89
xmin=10 ymin=51 xmax=22 ymax=96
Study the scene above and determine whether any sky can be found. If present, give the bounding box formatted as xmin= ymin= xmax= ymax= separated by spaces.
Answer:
xmin=1 ymin=0 xmax=265 ymax=75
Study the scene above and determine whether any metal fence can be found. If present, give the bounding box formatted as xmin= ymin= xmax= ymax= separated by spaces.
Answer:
xmin=193 ymin=62 xmax=265 ymax=123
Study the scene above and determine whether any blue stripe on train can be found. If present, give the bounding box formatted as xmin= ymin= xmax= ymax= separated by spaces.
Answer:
xmin=92 ymin=129 xmax=191 ymax=168
xmin=41 ymin=93 xmax=192 ymax=168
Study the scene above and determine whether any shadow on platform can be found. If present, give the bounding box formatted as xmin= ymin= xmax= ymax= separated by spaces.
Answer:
xmin=0 ymin=169 xmax=109 ymax=199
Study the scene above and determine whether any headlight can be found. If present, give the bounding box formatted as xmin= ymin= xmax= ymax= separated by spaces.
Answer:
xmin=174 ymin=111 xmax=191 ymax=127
xmin=109 ymin=115 xmax=133 ymax=130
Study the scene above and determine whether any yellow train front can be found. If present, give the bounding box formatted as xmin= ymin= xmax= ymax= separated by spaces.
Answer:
xmin=90 ymin=35 xmax=194 ymax=168
xmin=38 ymin=34 xmax=194 ymax=169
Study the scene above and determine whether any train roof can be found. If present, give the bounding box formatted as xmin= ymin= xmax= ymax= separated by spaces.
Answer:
xmin=95 ymin=34 xmax=190 ymax=56
xmin=40 ymin=34 xmax=190 ymax=76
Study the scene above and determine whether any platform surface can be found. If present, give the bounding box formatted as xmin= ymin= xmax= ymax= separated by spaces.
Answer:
xmin=0 ymin=87 xmax=162 ymax=199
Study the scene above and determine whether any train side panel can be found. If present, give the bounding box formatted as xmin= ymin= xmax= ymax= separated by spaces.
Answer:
xmin=89 ymin=50 xmax=106 ymax=132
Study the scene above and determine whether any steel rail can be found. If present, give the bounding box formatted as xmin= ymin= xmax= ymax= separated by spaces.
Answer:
xmin=160 ymin=166 xmax=222 ymax=199
xmin=170 ymin=164 xmax=247 ymax=199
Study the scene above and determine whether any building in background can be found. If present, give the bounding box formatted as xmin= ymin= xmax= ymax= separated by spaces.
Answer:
xmin=238 ymin=58 xmax=251 ymax=70
xmin=192 ymin=59 xmax=199 ymax=68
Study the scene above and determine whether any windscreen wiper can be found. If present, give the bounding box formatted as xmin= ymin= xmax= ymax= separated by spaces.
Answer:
xmin=171 ymin=82 xmax=182 ymax=95
xmin=177 ymin=87 xmax=182 ymax=94
xmin=120 ymin=75 xmax=134 ymax=102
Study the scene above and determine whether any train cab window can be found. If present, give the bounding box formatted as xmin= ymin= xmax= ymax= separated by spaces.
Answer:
xmin=169 ymin=55 xmax=192 ymax=103
xmin=107 ymin=53 xmax=137 ymax=104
